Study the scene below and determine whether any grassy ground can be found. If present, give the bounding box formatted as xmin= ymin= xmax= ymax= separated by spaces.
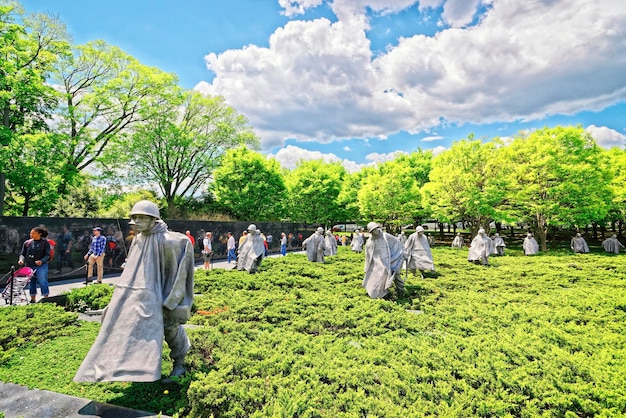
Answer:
xmin=1 ymin=243 xmax=625 ymax=417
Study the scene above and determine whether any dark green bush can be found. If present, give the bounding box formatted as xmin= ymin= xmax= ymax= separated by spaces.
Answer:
xmin=65 ymin=284 xmax=114 ymax=312
xmin=0 ymin=246 xmax=625 ymax=417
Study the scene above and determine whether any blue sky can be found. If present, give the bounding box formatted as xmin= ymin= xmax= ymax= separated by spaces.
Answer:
xmin=19 ymin=0 xmax=626 ymax=171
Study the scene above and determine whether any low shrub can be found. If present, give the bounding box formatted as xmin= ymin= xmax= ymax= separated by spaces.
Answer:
xmin=0 ymin=246 xmax=624 ymax=417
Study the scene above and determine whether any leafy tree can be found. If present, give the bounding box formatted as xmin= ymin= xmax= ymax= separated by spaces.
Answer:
xmin=114 ymin=91 xmax=259 ymax=217
xmin=499 ymin=126 xmax=613 ymax=250
xmin=0 ymin=3 xmax=70 ymax=215
xmin=605 ymin=148 xmax=626 ymax=236
xmin=336 ymin=170 xmax=367 ymax=224
xmin=99 ymin=190 xmax=158 ymax=219
xmin=0 ymin=133 xmax=62 ymax=215
xmin=49 ymin=181 xmax=102 ymax=218
xmin=212 ymin=146 xmax=287 ymax=221
xmin=358 ymin=151 xmax=432 ymax=231
xmin=284 ymin=160 xmax=346 ymax=225
xmin=49 ymin=40 xmax=180 ymax=195
xmin=422 ymin=137 xmax=506 ymax=235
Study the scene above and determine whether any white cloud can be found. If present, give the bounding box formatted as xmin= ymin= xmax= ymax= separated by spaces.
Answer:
xmin=278 ymin=0 xmax=325 ymax=17
xmin=586 ymin=125 xmax=626 ymax=149
xmin=343 ymin=145 xmax=352 ymax=151
xmin=422 ymin=135 xmax=444 ymax=142
xmin=197 ymin=0 xmax=626 ymax=151
xmin=270 ymin=145 xmax=364 ymax=172
xmin=365 ymin=150 xmax=407 ymax=163
xmin=431 ymin=145 xmax=447 ymax=156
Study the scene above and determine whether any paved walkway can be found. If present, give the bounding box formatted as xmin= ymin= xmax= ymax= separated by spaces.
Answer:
xmin=1 ymin=252 xmax=294 ymax=417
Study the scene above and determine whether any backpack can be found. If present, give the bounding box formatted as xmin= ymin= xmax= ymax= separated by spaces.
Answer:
xmin=106 ymin=236 xmax=118 ymax=255
xmin=25 ymin=238 xmax=56 ymax=261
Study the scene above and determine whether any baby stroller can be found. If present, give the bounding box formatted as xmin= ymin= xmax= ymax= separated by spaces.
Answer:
xmin=1 ymin=267 xmax=35 ymax=305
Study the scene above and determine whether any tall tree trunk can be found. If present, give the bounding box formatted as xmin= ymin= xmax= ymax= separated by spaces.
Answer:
xmin=535 ymin=213 xmax=548 ymax=252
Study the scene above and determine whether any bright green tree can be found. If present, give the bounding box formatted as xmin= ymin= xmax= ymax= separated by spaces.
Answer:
xmin=0 ymin=3 xmax=70 ymax=215
xmin=499 ymin=126 xmax=613 ymax=250
xmin=212 ymin=146 xmax=287 ymax=221
xmin=336 ymin=169 xmax=367 ymax=224
xmin=116 ymin=91 xmax=259 ymax=217
xmin=284 ymin=160 xmax=346 ymax=225
xmin=605 ymin=148 xmax=626 ymax=235
xmin=0 ymin=133 xmax=62 ymax=215
xmin=50 ymin=40 xmax=180 ymax=195
xmin=422 ymin=137 xmax=506 ymax=235
xmin=358 ymin=151 xmax=432 ymax=231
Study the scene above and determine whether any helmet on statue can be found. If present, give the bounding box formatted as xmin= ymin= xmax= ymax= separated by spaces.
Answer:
xmin=130 ymin=200 xmax=161 ymax=219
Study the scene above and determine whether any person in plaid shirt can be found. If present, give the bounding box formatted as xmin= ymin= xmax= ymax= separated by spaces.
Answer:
xmin=84 ymin=226 xmax=107 ymax=283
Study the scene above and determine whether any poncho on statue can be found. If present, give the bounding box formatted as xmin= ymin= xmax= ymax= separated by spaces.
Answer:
xmin=74 ymin=220 xmax=194 ymax=382
xmin=237 ymin=225 xmax=266 ymax=273
xmin=363 ymin=223 xmax=405 ymax=299
xmin=404 ymin=226 xmax=434 ymax=275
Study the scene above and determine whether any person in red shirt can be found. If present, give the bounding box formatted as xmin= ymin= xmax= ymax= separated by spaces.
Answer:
xmin=185 ymin=230 xmax=195 ymax=247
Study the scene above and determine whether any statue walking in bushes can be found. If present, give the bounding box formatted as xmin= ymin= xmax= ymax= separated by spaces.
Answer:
xmin=602 ymin=234 xmax=624 ymax=254
xmin=491 ymin=233 xmax=506 ymax=256
xmin=303 ymin=227 xmax=326 ymax=262
xmin=74 ymin=200 xmax=195 ymax=382
xmin=571 ymin=233 xmax=590 ymax=254
xmin=404 ymin=226 xmax=435 ymax=278
xmin=468 ymin=228 xmax=492 ymax=266
xmin=350 ymin=228 xmax=365 ymax=253
xmin=363 ymin=222 xmax=406 ymax=299
xmin=451 ymin=233 xmax=464 ymax=249
xmin=236 ymin=224 xmax=266 ymax=273
xmin=523 ymin=232 xmax=539 ymax=255
xmin=324 ymin=229 xmax=337 ymax=256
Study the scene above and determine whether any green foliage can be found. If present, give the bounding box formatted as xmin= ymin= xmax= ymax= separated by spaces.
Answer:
xmin=0 ymin=303 xmax=78 ymax=364
xmin=500 ymin=126 xmax=613 ymax=250
xmin=0 ymin=247 xmax=625 ymax=417
xmin=606 ymin=147 xmax=626 ymax=223
xmin=116 ymin=91 xmax=260 ymax=217
xmin=358 ymin=151 xmax=432 ymax=230
xmin=284 ymin=159 xmax=346 ymax=225
xmin=0 ymin=133 xmax=62 ymax=215
xmin=99 ymin=190 xmax=159 ymax=219
xmin=64 ymin=284 xmax=114 ymax=312
xmin=49 ymin=39 xmax=181 ymax=196
xmin=0 ymin=3 xmax=71 ymax=215
xmin=48 ymin=180 xmax=103 ymax=217
xmin=212 ymin=146 xmax=287 ymax=221
xmin=423 ymin=137 xmax=506 ymax=235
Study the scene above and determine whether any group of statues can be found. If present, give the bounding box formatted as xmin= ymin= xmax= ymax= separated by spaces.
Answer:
xmin=362 ymin=223 xmax=436 ymax=300
xmin=72 ymin=202 xmax=625 ymax=386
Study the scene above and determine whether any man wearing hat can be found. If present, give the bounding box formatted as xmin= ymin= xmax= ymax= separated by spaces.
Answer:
xmin=84 ymin=226 xmax=107 ymax=284
xmin=363 ymin=222 xmax=406 ymax=299
xmin=75 ymin=200 xmax=194 ymax=382
xmin=302 ymin=227 xmax=326 ymax=262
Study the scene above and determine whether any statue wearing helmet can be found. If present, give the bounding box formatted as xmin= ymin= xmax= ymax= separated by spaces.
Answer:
xmin=236 ymin=224 xmax=265 ymax=273
xmin=75 ymin=200 xmax=195 ymax=383
xmin=302 ymin=226 xmax=326 ymax=263
xmin=363 ymin=222 xmax=406 ymax=299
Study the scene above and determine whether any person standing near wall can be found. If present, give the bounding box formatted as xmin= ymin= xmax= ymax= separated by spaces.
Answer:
xmin=226 ymin=232 xmax=236 ymax=263
xmin=85 ymin=226 xmax=107 ymax=284
xmin=55 ymin=225 xmax=75 ymax=273
xmin=19 ymin=225 xmax=51 ymax=303
xmin=203 ymin=232 xmax=213 ymax=270
xmin=280 ymin=232 xmax=287 ymax=256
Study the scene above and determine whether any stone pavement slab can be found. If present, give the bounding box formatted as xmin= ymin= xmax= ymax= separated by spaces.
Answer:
xmin=0 ymin=381 xmax=170 ymax=418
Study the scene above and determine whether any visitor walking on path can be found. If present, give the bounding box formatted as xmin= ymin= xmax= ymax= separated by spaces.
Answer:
xmin=85 ymin=226 xmax=106 ymax=284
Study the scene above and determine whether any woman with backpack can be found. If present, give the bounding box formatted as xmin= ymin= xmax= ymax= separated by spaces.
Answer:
xmin=18 ymin=225 xmax=52 ymax=303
